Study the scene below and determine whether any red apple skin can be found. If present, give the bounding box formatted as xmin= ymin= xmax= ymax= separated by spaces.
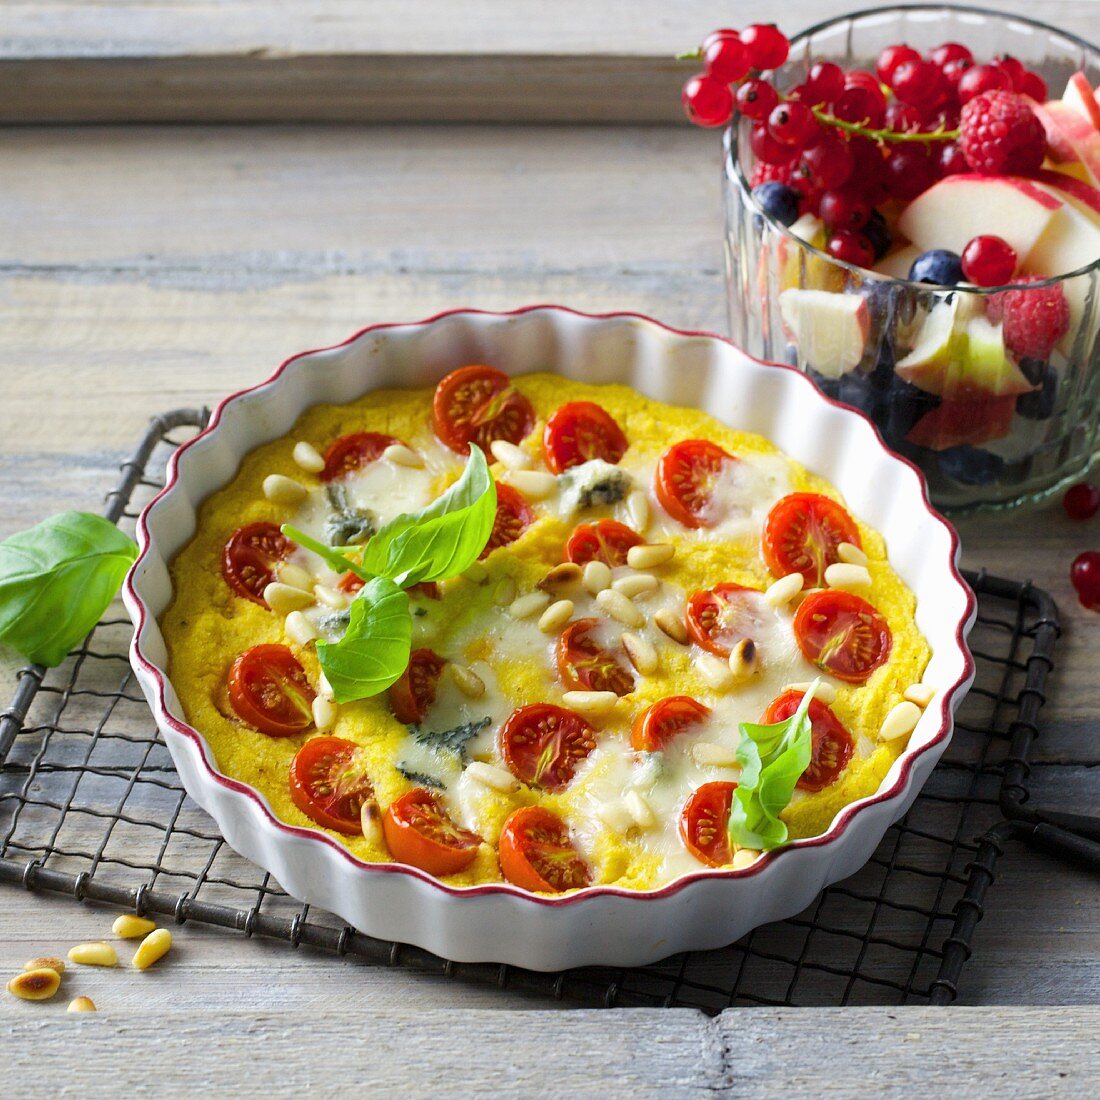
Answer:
xmin=906 ymin=395 xmax=1017 ymax=450
xmin=1030 ymin=100 xmax=1079 ymax=163
xmin=1032 ymin=168 xmax=1100 ymax=219
xmin=1038 ymin=100 xmax=1100 ymax=186
xmin=1063 ymin=71 xmax=1100 ymax=131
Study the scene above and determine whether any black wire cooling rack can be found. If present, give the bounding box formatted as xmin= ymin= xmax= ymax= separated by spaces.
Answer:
xmin=0 ymin=410 xmax=1078 ymax=1013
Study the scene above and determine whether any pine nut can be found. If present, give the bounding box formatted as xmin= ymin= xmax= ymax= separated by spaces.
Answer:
xmin=625 ymin=491 xmax=650 ymax=532
xmin=538 ymin=599 xmax=574 ymax=634
xmin=626 ymin=543 xmax=675 ymax=570
xmin=696 ymin=652 xmax=735 ymax=692
xmin=68 ymin=942 xmax=117 ymax=968
xmin=383 ymin=442 xmax=424 ymax=468
xmin=490 ymin=439 xmax=532 ymax=470
xmin=880 ymin=701 xmax=922 ymax=741
xmin=612 ymin=573 xmax=659 ymax=598
xmin=493 ymin=576 xmax=517 ymax=606
xmin=764 ymin=572 xmax=804 ymax=607
xmin=509 ymin=591 xmax=551 ymax=620
xmin=361 ymin=801 xmax=383 ymax=844
xmin=24 ymin=956 xmax=65 ymax=975
xmin=262 ymin=474 xmax=308 ymax=506
xmin=8 ymin=968 xmax=61 ymax=1001
xmin=318 ymin=671 xmax=334 ymax=699
xmin=264 ymin=581 xmax=315 ymax=615
xmin=131 ymin=928 xmax=172 ymax=971
xmin=67 ymin=996 xmax=97 ymax=1013
xmin=448 ymin=662 xmax=486 ymax=699
xmin=596 ymin=588 xmax=644 ymax=628
xmin=732 ymin=848 xmax=761 ymax=870
xmin=854 ymin=735 xmax=877 ymax=760
xmin=692 ymin=741 xmax=739 ymax=767
xmin=654 ymin=608 xmax=688 ymax=645
xmin=292 ymin=441 xmax=326 ymax=473
xmin=284 ymin=610 xmax=318 ymax=646
xmin=582 ymin=560 xmax=612 ymax=595
xmin=621 ymin=632 xmax=658 ymax=675
xmin=112 ymin=914 xmax=157 ymax=940
xmin=465 ymin=761 xmax=519 ymax=792
xmin=505 ymin=470 xmax=557 ymax=500
xmin=277 ymin=562 xmax=315 ymax=592
xmin=314 ymin=585 xmax=349 ymax=610
xmin=824 ymin=563 xmax=872 ymax=591
xmin=538 ymin=562 xmax=583 ymax=591
xmin=727 ymin=638 xmax=760 ymax=682
xmin=904 ymin=683 xmax=936 ymax=708
xmin=783 ymin=680 xmax=837 ymax=705
xmin=561 ymin=690 xmax=619 ymax=717
xmin=837 ymin=541 xmax=868 ymax=567
xmin=624 ymin=790 xmax=656 ymax=829
xmin=312 ymin=695 xmax=337 ymax=731
xmin=596 ymin=801 xmax=634 ymax=833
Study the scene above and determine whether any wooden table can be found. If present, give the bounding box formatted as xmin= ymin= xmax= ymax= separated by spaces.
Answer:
xmin=1 ymin=2 xmax=1098 ymax=1092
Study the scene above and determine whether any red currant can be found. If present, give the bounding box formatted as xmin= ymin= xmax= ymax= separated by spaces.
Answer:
xmin=701 ymin=28 xmax=740 ymax=54
xmin=767 ymin=100 xmax=821 ymax=147
xmin=961 ymin=235 xmax=1018 ymax=287
xmin=1017 ymin=69 xmax=1048 ymax=101
xmin=804 ymin=61 xmax=846 ymax=104
xmin=799 ymin=134 xmax=854 ymax=190
xmin=885 ymin=101 xmax=923 ymax=132
xmin=930 ymin=43 xmax=973 ymax=68
xmin=941 ymin=56 xmax=974 ymax=91
xmin=750 ymin=122 xmax=795 ymax=164
xmin=704 ymin=34 xmax=751 ymax=84
xmin=992 ymin=55 xmax=1027 ymax=90
xmin=937 ymin=141 xmax=970 ymax=177
xmin=846 ymin=70 xmax=885 ymax=95
xmin=826 ymin=230 xmax=875 ymax=268
xmin=740 ymin=24 xmax=790 ymax=70
xmin=957 ymin=63 xmax=1012 ymax=104
xmin=682 ymin=74 xmax=734 ymax=128
xmin=849 ymin=137 xmax=888 ymax=200
xmin=819 ymin=188 xmax=871 ymax=231
xmin=884 ymin=145 xmax=936 ymax=201
xmin=1064 ymin=483 xmax=1100 ymax=522
xmin=736 ymin=78 xmax=779 ymax=120
xmin=876 ymin=44 xmax=922 ymax=86
xmin=891 ymin=59 xmax=947 ymax=109
xmin=831 ymin=85 xmax=886 ymax=129
xmin=1071 ymin=550 xmax=1100 ymax=610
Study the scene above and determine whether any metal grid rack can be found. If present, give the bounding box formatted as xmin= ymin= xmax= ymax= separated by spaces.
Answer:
xmin=0 ymin=410 xmax=1068 ymax=1013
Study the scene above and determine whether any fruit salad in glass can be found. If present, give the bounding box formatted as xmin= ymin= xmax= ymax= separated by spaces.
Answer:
xmin=684 ymin=7 xmax=1100 ymax=512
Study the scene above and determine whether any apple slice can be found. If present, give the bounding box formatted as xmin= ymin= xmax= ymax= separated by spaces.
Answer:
xmin=778 ymin=289 xmax=869 ymax=378
xmin=906 ymin=394 xmax=1017 ymax=450
xmin=1037 ymin=100 xmax=1100 ymax=187
xmin=1031 ymin=99 xmax=1081 ymax=163
xmin=875 ymin=244 xmax=922 ymax=280
xmin=1032 ymin=168 xmax=1100 ymax=224
xmin=1025 ymin=180 xmax=1100 ymax=278
xmin=1063 ymin=72 xmax=1100 ymax=132
xmin=896 ymin=175 xmax=1063 ymax=261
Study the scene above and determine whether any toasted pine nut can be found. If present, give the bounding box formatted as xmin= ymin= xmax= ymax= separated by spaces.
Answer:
xmin=509 ymin=591 xmax=551 ymax=620
xmin=262 ymin=473 xmax=308 ymax=506
xmin=624 ymin=790 xmax=656 ymax=829
xmin=314 ymin=584 xmax=349 ymax=610
xmin=626 ymin=543 xmax=675 ymax=570
xmin=904 ymin=683 xmax=936 ymax=708
xmin=538 ymin=562 xmax=583 ymax=591
xmin=837 ymin=541 xmax=868 ymax=567
xmin=383 ymin=442 xmax=424 ymax=468
xmin=132 ymin=928 xmax=172 ymax=971
xmin=24 ymin=956 xmax=65 ymax=975
xmin=621 ymin=632 xmax=659 ymax=675
xmin=318 ymin=671 xmax=334 ymax=699
xmin=654 ymin=608 xmax=688 ymax=645
xmin=612 ymin=573 xmax=659 ymax=599
xmin=264 ymin=581 xmax=315 ymax=615
xmin=312 ymin=695 xmax=337 ymax=731
xmin=854 ymin=735 xmax=877 ymax=760
xmin=506 ymin=470 xmax=556 ymax=500
xmin=880 ymin=701 xmax=922 ymax=741
xmin=465 ymin=761 xmax=519 ymax=792
xmin=489 ymin=439 xmax=532 ymax=470
xmin=696 ymin=652 xmax=735 ymax=692
xmin=538 ymin=599 xmax=574 ymax=634
xmin=112 ymin=914 xmax=157 ymax=940
xmin=8 ymin=968 xmax=61 ymax=1001
xmin=596 ymin=800 xmax=634 ymax=833
xmin=493 ymin=576 xmax=517 ymax=606
xmin=582 ymin=560 xmax=612 ymax=595
xmin=596 ymin=588 xmax=644 ymax=628
xmin=361 ymin=801 xmax=383 ymax=844
xmin=692 ymin=741 xmax=739 ymax=767
xmin=561 ymin=690 xmax=619 ymax=717
xmin=292 ymin=441 xmax=326 ymax=473
xmin=67 ymin=996 xmax=97 ymax=1013
xmin=824 ymin=563 xmax=872 ymax=591
xmin=764 ymin=572 xmax=804 ymax=607
xmin=625 ymin=490 xmax=650 ymax=532
xmin=277 ymin=562 xmax=315 ymax=592
xmin=68 ymin=942 xmax=117 ymax=968
xmin=284 ymin=611 xmax=318 ymax=646
xmin=732 ymin=848 xmax=761 ymax=870
xmin=727 ymin=638 xmax=760 ymax=682
xmin=448 ymin=662 xmax=486 ymax=699
xmin=783 ymin=680 xmax=837 ymax=705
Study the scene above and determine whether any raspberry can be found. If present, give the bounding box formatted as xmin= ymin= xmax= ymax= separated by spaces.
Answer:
xmin=987 ymin=277 xmax=1070 ymax=361
xmin=958 ymin=91 xmax=1046 ymax=175
xmin=750 ymin=160 xmax=791 ymax=188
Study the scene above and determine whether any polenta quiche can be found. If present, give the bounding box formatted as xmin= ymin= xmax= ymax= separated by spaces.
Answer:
xmin=162 ymin=368 xmax=933 ymax=893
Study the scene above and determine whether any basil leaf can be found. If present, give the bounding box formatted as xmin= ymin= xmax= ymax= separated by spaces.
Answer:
xmin=0 ymin=512 xmax=138 ymax=668
xmin=281 ymin=524 xmax=372 ymax=583
xmin=316 ymin=576 xmax=412 ymax=703
xmin=358 ymin=446 xmax=497 ymax=586
xmin=727 ymin=685 xmax=817 ymax=851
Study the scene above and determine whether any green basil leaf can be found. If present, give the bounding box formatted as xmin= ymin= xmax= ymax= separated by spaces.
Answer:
xmin=280 ymin=524 xmax=373 ymax=583
xmin=0 ymin=512 xmax=138 ymax=668
xmin=316 ymin=576 xmax=412 ymax=703
xmin=358 ymin=445 xmax=497 ymax=586
xmin=727 ymin=684 xmax=817 ymax=851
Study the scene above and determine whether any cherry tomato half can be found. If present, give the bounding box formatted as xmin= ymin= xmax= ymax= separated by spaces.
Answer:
xmin=761 ymin=690 xmax=854 ymax=791
xmin=480 ymin=482 xmax=535 ymax=559
xmin=631 ymin=696 xmax=711 ymax=752
xmin=389 ymin=648 xmax=446 ymax=725
xmin=680 ymin=781 xmax=737 ymax=867
xmin=289 ymin=736 xmax=377 ymax=834
xmin=557 ymin=618 xmax=635 ymax=696
xmin=500 ymin=704 xmax=597 ymax=791
xmin=223 ymin=522 xmax=295 ymax=605
xmin=793 ymin=590 xmax=892 ymax=684
xmin=432 ymin=365 xmax=535 ymax=455
xmin=340 ymin=574 xmax=440 ymax=601
xmin=686 ymin=583 xmax=770 ymax=658
xmin=655 ymin=439 xmax=737 ymax=529
xmin=321 ymin=432 xmax=402 ymax=481
xmin=564 ymin=519 xmax=643 ymax=567
xmin=382 ymin=787 xmax=482 ymax=877
xmin=542 ymin=401 xmax=629 ymax=474
xmin=762 ymin=493 xmax=861 ymax=587
xmin=227 ymin=644 xmax=315 ymax=736
xmin=498 ymin=806 xmax=591 ymax=893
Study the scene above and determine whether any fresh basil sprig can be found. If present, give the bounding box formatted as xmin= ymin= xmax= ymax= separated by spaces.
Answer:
xmin=727 ymin=683 xmax=818 ymax=851
xmin=0 ymin=512 xmax=139 ymax=667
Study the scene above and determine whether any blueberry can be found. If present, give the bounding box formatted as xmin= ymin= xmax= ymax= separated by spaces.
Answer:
xmin=909 ymin=249 xmax=964 ymax=287
xmin=751 ymin=182 xmax=801 ymax=227
xmin=938 ymin=446 xmax=1006 ymax=486
xmin=1017 ymin=357 xmax=1048 ymax=386
xmin=864 ymin=210 xmax=892 ymax=261
xmin=837 ymin=370 xmax=882 ymax=417
xmin=804 ymin=366 xmax=841 ymax=399
xmin=1016 ymin=363 xmax=1058 ymax=420
xmin=881 ymin=376 xmax=941 ymax=443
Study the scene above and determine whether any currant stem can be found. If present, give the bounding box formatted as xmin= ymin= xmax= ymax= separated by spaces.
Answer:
xmin=810 ymin=106 xmax=960 ymax=143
